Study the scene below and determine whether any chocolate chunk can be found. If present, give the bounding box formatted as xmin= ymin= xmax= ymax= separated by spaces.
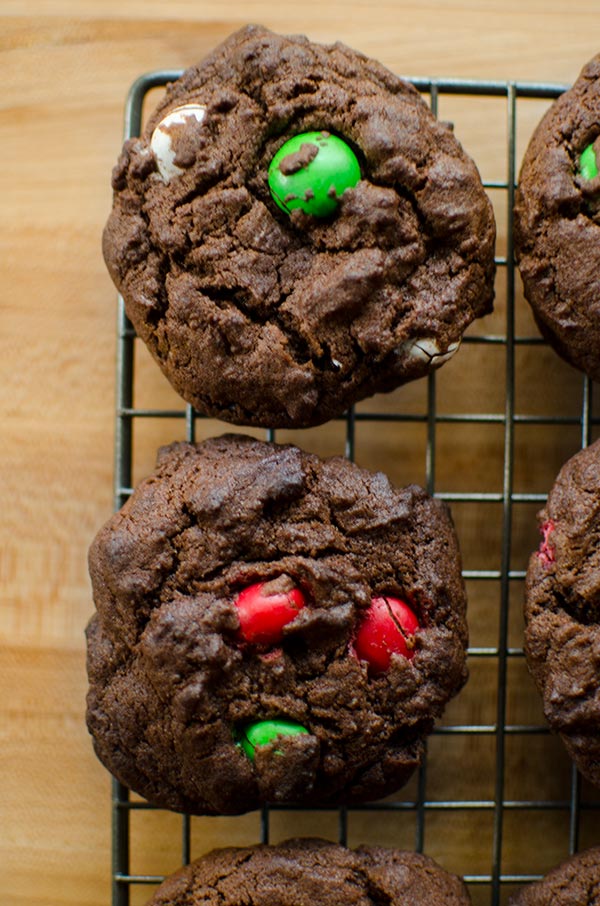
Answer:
xmin=278 ymin=141 xmax=319 ymax=175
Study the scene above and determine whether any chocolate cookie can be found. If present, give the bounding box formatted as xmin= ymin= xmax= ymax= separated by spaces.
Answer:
xmin=145 ymin=837 xmax=472 ymax=906
xmin=525 ymin=439 xmax=600 ymax=786
xmin=86 ymin=434 xmax=468 ymax=815
xmin=514 ymin=54 xmax=600 ymax=381
xmin=508 ymin=847 xmax=600 ymax=905
xmin=103 ymin=25 xmax=496 ymax=429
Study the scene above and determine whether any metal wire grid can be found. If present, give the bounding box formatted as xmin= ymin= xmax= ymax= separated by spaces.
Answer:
xmin=109 ymin=71 xmax=599 ymax=906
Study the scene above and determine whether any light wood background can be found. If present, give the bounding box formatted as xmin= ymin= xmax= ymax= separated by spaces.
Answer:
xmin=3 ymin=2 xmax=600 ymax=905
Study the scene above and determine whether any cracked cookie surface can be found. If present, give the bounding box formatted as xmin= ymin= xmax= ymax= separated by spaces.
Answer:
xmin=145 ymin=837 xmax=472 ymax=905
xmin=86 ymin=434 xmax=468 ymax=815
xmin=525 ymin=439 xmax=600 ymax=787
xmin=509 ymin=847 xmax=600 ymax=905
xmin=103 ymin=24 xmax=495 ymax=428
xmin=514 ymin=54 xmax=600 ymax=381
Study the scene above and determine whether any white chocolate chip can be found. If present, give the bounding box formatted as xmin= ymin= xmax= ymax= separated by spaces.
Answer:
xmin=399 ymin=337 xmax=461 ymax=367
xmin=133 ymin=141 xmax=151 ymax=157
xmin=150 ymin=104 xmax=207 ymax=182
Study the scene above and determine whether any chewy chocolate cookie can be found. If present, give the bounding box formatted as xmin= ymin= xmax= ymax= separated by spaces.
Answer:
xmin=103 ymin=25 xmax=496 ymax=429
xmin=145 ymin=837 xmax=472 ymax=905
xmin=508 ymin=847 xmax=600 ymax=905
xmin=525 ymin=439 xmax=600 ymax=786
xmin=514 ymin=54 xmax=600 ymax=381
xmin=86 ymin=434 xmax=468 ymax=815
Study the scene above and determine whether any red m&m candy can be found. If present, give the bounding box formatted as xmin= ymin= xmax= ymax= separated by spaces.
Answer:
xmin=354 ymin=595 xmax=420 ymax=674
xmin=537 ymin=519 xmax=556 ymax=568
xmin=234 ymin=578 xmax=306 ymax=645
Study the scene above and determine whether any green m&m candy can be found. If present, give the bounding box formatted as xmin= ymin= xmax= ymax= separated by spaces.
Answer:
xmin=579 ymin=142 xmax=599 ymax=181
xmin=237 ymin=719 xmax=309 ymax=761
xmin=268 ymin=131 xmax=361 ymax=217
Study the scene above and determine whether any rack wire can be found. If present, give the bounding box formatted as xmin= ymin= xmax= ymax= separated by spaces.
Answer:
xmin=110 ymin=71 xmax=600 ymax=906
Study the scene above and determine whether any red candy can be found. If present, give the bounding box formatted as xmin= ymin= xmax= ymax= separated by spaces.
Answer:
xmin=235 ymin=579 xmax=305 ymax=645
xmin=537 ymin=519 xmax=556 ymax=568
xmin=354 ymin=595 xmax=420 ymax=673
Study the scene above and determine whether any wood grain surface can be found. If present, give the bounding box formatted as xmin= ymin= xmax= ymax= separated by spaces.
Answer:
xmin=2 ymin=2 xmax=600 ymax=905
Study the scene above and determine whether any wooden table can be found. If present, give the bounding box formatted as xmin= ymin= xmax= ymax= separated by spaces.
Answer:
xmin=3 ymin=3 xmax=600 ymax=904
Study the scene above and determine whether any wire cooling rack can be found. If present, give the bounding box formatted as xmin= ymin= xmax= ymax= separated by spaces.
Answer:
xmin=109 ymin=71 xmax=600 ymax=906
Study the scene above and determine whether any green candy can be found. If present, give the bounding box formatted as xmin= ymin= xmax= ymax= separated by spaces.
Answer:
xmin=580 ymin=143 xmax=598 ymax=181
xmin=237 ymin=719 xmax=309 ymax=761
xmin=268 ymin=131 xmax=361 ymax=217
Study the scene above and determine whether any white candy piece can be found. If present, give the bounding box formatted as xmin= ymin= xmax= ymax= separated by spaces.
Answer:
xmin=400 ymin=337 xmax=461 ymax=367
xmin=150 ymin=104 xmax=207 ymax=182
